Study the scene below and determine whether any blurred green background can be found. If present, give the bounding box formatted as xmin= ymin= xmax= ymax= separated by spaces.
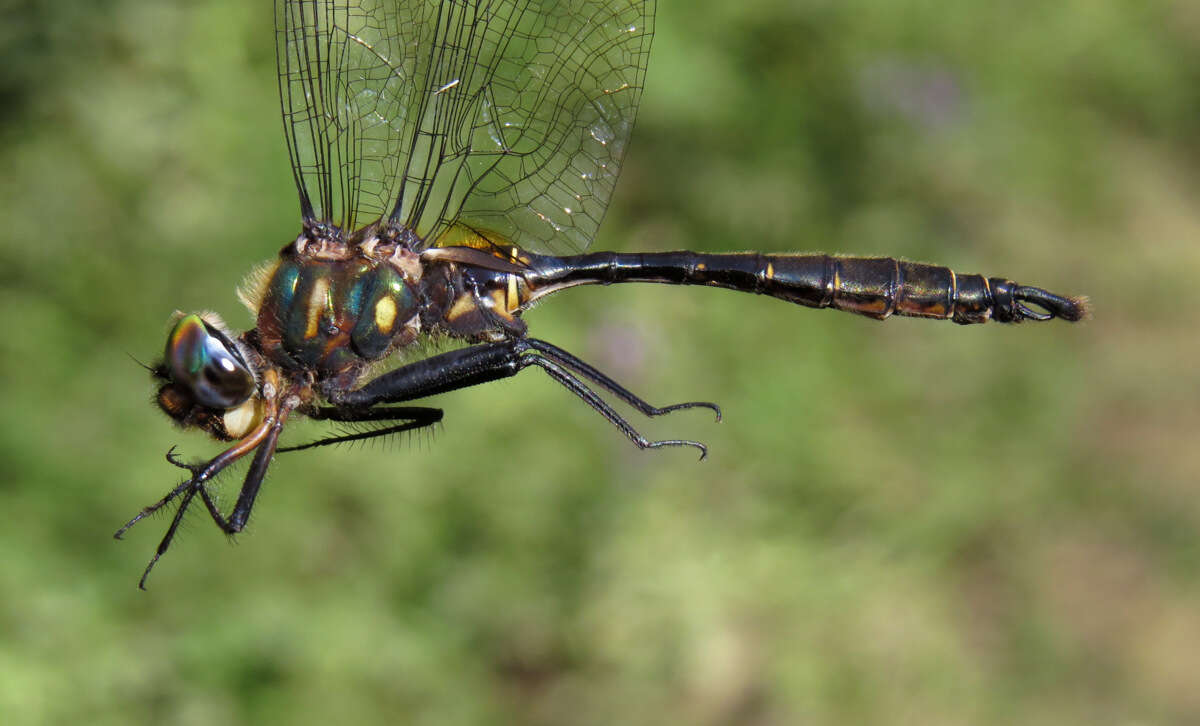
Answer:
xmin=2 ymin=0 xmax=1198 ymax=724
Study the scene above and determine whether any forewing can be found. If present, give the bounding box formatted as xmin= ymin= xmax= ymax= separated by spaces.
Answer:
xmin=276 ymin=0 xmax=427 ymax=230
xmin=276 ymin=0 xmax=654 ymax=252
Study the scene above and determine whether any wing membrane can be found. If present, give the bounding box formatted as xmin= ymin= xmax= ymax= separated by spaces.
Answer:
xmin=276 ymin=0 xmax=654 ymax=252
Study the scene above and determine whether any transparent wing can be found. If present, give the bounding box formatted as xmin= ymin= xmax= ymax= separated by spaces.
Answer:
xmin=276 ymin=0 xmax=654 ymax=253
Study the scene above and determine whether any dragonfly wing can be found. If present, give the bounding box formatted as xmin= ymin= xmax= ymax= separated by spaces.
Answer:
xmin=276 ymin=0 xmax=654 ymax=252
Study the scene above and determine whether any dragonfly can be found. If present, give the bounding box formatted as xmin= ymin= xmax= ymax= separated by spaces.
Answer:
xmin=117 ymin=0 xmax=1088 ymax=588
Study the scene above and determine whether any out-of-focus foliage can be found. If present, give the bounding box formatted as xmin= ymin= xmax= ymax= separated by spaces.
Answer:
xmin=2 ymin=1 xmax=1197 ymax=724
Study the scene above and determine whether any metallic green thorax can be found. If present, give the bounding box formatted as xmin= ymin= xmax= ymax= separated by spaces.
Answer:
xmin=255 ymin=244 xmax=421 ymax=378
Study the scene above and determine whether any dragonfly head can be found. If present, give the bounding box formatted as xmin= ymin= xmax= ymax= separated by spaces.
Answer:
xmin=153 ymin=312 xmax=262 ymax=440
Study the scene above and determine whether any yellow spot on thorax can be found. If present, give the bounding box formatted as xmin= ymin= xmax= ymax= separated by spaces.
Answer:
xmin=488 ymin=290 xmax=514 ymax=321
xmin=305 ymin=277 xmax=330 ymax=339
xmin=507 ymin=273 xmax=518 ymax=312
xmin=446 ymin=294 xmax=476 ymax=323
xmin=374 ymin=295 xmax=398 ymax=335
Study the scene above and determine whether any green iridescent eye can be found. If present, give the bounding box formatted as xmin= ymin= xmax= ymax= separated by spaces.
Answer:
xmin=164 ymin=314 xmax=255 ymax=409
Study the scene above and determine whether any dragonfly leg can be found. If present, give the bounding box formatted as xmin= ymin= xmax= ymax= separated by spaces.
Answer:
xmin=524 ymin=338 xmax=721 ymax=421
xmin=327 ymin=339 xmax=713 ymax=459
xmin=326 ymin=341 xmax=528 ymax=408
xmin=133 ymin=487 xmax=198 ymax=591
xmin=115 ymin=408 xmax=286 ymax=589
xmin=202 ymin=412 xmax=285 ymax=534
xmin=277 ymin=406 xmax=444 ymax=452
xmin=523 ymin=353 xmax=710 ymax=459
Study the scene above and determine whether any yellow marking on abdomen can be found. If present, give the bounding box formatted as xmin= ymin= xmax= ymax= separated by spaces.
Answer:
xmin=766 ymin=262 xmax=775 ymax=279
xmin=305 ymin=277 xmax=330 ymax=339
xmin=374 ymin=295 xmax=397 ymax=335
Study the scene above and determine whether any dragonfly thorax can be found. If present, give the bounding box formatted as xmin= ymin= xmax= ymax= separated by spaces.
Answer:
xmin=251 ymin=237 xmax=424 ymax=380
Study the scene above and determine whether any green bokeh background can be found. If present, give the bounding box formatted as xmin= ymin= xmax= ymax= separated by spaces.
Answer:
xmin=3 ymin=1 xmax=1198 ymax=723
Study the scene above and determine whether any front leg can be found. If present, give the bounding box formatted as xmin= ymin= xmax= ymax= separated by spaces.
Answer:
xmin=115 ymin=408 xmax=286 ymax=589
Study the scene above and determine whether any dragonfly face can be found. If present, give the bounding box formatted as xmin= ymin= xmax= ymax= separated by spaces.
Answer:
xmin=162 ymin=314 xmax=255 ymax=410
xmin=118 ymin=0 xmax=1086 ymax=588
xmin=155 ymin=313 xmax=263 ymax=441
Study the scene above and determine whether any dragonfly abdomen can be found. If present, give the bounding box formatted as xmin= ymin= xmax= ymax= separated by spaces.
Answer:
xmin=520 ymin=251 xmax=1087 ymax=324
xmin=766 ymin=255 xmax=995 ymax=323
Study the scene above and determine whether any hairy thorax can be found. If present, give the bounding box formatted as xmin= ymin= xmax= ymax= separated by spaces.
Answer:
xmin=246 ymin=236 xmax=424 ymax=382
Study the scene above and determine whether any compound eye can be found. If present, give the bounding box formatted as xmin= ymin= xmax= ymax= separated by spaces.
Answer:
xmin=165 ymin=314 xmax=255 ymax=409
